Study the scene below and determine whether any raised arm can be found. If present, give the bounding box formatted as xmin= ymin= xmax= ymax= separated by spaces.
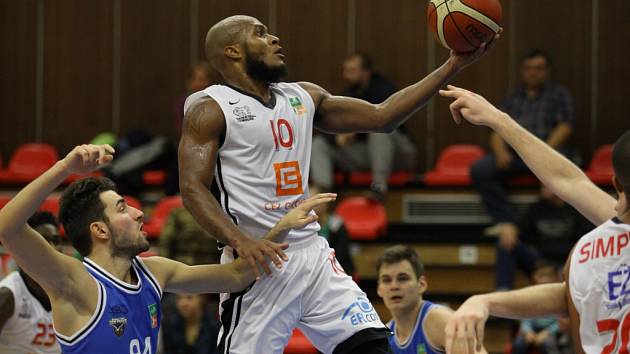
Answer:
xmin=304 ymin=40 xmax=498 ymax=134
xmin=178 ymin=97 xmax=289 ymax=278
xmin=0 ymin=145 xmax=113 ymax=298
xmin=439 ymin=85 xmax=616 ymax=225
xmin=143 ymin=193 xmax=336 ymax=293
xmin=444 ymin=283 xmax=567 ymax=354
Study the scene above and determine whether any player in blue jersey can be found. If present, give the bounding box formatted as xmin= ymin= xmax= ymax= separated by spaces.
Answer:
xmin=377 ymin=245 xmax=486 ymax=354
xmin=0 ymin=143 xmax=335 ymax=354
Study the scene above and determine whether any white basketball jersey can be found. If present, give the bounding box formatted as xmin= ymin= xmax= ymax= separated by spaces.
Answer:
xmin=184 ymin=83 xmax=319 ymax=241
xmin=569 ymin=217 xmax=630 ymax=354
xmin=0 ymin=272 xmax=60 ymax=353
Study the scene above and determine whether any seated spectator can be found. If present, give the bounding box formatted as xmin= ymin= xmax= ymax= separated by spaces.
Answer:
xmin=495 ymin=186 xmax=593 ymax=290
xmin=161 ymin=294 xmax=218 ymax=354
xmin=511 ymin=260 xmax=572 ymax=354
xmin=311 ymin=53 xmax=416 ymax=201
xmin=471 ymin=49 xmax=574 ymax=227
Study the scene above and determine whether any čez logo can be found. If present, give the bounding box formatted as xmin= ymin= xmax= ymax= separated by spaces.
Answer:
xmin=341 ymin=297 xmax=379 ymax=326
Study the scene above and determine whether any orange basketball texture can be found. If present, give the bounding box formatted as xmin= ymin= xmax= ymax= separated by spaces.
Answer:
xmin=428 ymin=0 xmax=502 ymax=53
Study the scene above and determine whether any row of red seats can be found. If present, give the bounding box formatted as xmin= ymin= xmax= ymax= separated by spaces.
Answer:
xmin=424 ymin=144 xmax=614 ymax=187
xmin=0 ymin=143 xmax=615 ymax=188
xmin=0 ymin=143 xmax=163 ymax=186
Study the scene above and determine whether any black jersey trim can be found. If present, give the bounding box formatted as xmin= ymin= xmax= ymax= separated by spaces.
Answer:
xmin=225 ymin=83 xmax=277 ymax=109
xmin=133 ymin=257 xmax=163 ymax=299
xmin=83 ymin=257 xmax=142 ymax=294
xmin=215 ymin=154 xmax=238 ymax=225
xmin=55 ymin=280 xmax=106 ymax=346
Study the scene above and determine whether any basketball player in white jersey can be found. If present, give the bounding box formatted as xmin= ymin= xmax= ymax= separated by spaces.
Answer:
xmin=0 ymin=143 xmax=335 ymax=354
xmin=0 ymin=212 xmax=61 ymax=353
xmin=179 ymin=15 xmax=497 ymax=354
xmin=437 ymin=85 xmax=629 ymax=354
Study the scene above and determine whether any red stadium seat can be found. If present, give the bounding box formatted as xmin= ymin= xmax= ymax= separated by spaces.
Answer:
xmin=143 ymin=196 xmax=183 ymax=239
xmin=0 ymin=144 xmax=59 ymax=184
xmin=39 ymin=196 xmax=60 ymax=216
xmin=347 ymin=171 xmax=413 ymax=187
xmin=335 ymin=197 xmax=387 ymax=240
xmin=284 ymin=329 xmax=317 ymax=354
xmin=142 ymin=170 xmax=166 ymax=186
xmin=0 ymin=195 xmax=12 ymax=210
xmin=424 ymin=145 xmax=485 ymax=186
xmin=506 ymin=174 xmax=539 ymax=187
xmin=586 ymin=144 xmax=614 ymax=186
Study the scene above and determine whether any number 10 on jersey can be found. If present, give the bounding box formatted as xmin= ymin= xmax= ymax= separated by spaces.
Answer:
xmin=270 ymin=119 xmax=294 ymax=150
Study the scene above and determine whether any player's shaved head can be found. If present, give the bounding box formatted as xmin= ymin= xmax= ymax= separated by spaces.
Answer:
xmin=613 ymin=130 xmax=630 ymax=197
xmin=205 ymin=15 xmax=258 ymax=69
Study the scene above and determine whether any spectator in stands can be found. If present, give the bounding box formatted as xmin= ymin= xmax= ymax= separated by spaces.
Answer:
xmin=159 ymin=207 xmax=220 ymax=266
xmin=511 ymin=260 xmax=572 ymax=354
xmin=471 ymin=49 xmax=574 ymax=229
xmin=377 ymin=245 xmax=487 ymax=354
xmin=159 ymin=207 xmax=221 ymax=318
xmin=495 ymin=185 xmax=592 ymax=290
xmin=311 ymin=53 xmax=416 ymax=201
xmin=310 ymin=185 xmax=355 ymax=276
xmin=161 ymin=293 xmax=218 ymax=354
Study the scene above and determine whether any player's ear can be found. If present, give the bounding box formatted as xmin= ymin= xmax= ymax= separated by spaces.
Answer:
xmin=613 ymin=175 xmax=624 ymax=195
xmin=90 ymin=221 xmax=109 ymax=241
xmin=224 ymin=44 xmax=242 ymax=61
xmin=418 ymin=275 xmax=428 ymax=293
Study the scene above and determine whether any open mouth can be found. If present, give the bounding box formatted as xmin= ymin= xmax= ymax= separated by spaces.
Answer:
xmin=390 ymin=295 xmax=403 ymax=302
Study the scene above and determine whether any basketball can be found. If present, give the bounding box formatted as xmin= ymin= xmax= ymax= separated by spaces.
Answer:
xmin=428 ymin=0 xmax=502 ymax=53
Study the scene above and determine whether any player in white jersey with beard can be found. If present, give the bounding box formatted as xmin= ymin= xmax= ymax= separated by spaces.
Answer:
xmin=436 ymin=85 xmax=630 ymax=354
xmin=179 ymin=16 xmax=497 ymax=354
xmin=0 ymin=212 xmax=61 ymax=354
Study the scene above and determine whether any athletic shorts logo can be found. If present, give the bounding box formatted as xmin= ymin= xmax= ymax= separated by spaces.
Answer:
xmin=341 ymin=297 xmax=379 ymax=326
xmin=229 ymin=99 xmax=240 ymax=105
xmin=148 ymin=303 xmax=158 ymax=328
xmin=109 ymin=317 xmax=127 ymax=336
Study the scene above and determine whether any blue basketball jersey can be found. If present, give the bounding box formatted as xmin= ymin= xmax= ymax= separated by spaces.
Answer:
xmin=56 ymin=257 xmax=162 ymax=354
xmin=388 ymin=300 xmax=444 ymax=354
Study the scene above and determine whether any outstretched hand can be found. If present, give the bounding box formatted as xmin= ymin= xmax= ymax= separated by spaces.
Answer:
xmin=238 ymin=193 xmax=337 ymax=280
xmin=444 ymin=296 xmax=489 ymax=354
xmin=277 ymin=193 xmax=337 ymax=231
xmin=449 ymin=29 xmax=501 ymax=71
xmin=438 ymin=85 xmax=504 ymax=127
xmin=61 ymin=144 xmax=115 ymax=175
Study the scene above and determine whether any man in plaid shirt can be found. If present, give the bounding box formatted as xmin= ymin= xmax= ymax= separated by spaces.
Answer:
xmin=470 ymin=49 xmax=574 ymax=289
